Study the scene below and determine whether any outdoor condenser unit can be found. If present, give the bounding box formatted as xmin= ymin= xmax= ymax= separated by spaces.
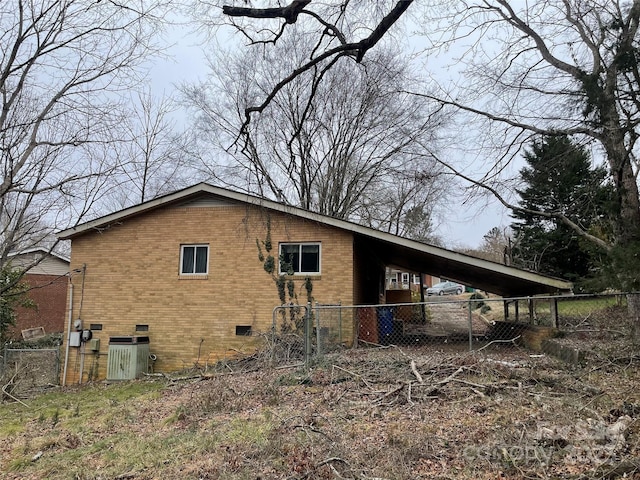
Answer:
xmin=106 ymin=336 xmax=150 ymax=381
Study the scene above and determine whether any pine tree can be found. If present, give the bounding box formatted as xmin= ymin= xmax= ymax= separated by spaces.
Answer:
xmin=510 ymin=135 xmax=613 ymax=287
xmin=0 ymin=266 xmax=34 ymax=343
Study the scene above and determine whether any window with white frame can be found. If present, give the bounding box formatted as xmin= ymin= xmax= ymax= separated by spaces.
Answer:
xmin=401 ymin=273 xmax=410 ymax=284
xmin=180 ymin=244 xmax=209 ymax=275
xmin=413 ymin=274 xmax=421 ymax=285
xmin=279 ymin=243 xmax=321 ymax=274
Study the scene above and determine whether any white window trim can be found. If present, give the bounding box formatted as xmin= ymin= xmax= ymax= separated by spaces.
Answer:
xmin=401 ymin=273 xmax=410 ymax=284
xmin=412 ymin=274 xmax=421 ymax=285
xmin=278 ymin=242 xmax=322 ymax=275
xmin=180 ymin=244 xmax=209 ymax=275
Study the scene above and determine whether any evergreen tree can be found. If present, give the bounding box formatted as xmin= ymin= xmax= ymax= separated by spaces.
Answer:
xmin=510 ymin=135 xmax=613 ymax=287
xmin=0 ymin=266 xmax=34 ymax=343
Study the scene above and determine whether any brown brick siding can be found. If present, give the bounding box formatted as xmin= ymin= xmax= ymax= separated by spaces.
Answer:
xmin=62 ymin=204 xmax=355 ymax=383
xmin=8 ymin=274 xmax=67 ymax=339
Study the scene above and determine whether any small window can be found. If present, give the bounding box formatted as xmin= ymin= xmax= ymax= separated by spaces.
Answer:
xmin=181 ymin=244 xmax=209 ymax=275
xmin=236 ymin=325 xmax=252 ymax=336
xmin=279 ymin=243 xmax=321 ymax=274
xmin=135 ymin=324 xmax=149 ymax=332
xmin=401 ymin=273 xmax=410 ymax=284
xmin=90 ymin=323 xmax=103 ymax=331
xmin=412 ymin=274 xmax=421 ymax=285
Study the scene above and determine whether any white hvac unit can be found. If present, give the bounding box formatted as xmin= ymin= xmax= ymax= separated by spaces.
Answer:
xmin=106 ymin=336 xmax=150 ymax=380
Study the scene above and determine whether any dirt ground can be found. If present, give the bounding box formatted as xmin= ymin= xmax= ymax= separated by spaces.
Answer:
xmin=2 ymin=337 xmax=639 ymax=480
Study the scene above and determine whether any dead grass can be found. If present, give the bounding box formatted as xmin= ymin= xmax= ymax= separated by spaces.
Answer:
xmin=1 ymin=341 xmax=640 ymax=479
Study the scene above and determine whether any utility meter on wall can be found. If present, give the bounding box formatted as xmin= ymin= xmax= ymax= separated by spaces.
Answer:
xmin=69 ymin=331 xmax=81 ymax=347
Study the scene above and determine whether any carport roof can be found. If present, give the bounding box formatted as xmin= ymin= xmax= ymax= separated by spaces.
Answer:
xmin=58 ymin=183 xmax=572 ymax=297
xmin=353 ymin=234 xmax=571 ymax=297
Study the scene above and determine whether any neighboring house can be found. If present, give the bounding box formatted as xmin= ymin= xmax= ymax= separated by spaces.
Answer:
xmin=386 ymin=269 xmax=422 ymax=292
xmin=423 ymin=274 xmax=441 ymax=289
xmin=57 ymin=183 xmax=573 ymax=384
xmin=6 ymin=249 xmax=70 ymax=340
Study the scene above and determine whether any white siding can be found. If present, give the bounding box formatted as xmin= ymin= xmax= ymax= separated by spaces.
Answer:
xmin=10 ymin=252 xmax=70 ymax=276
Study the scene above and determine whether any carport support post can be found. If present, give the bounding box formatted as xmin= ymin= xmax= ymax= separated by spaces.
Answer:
xmin=468 ymin=299 xmax=473 ymax=351
xmin=550 ymin=298 xmax=558 ymax=328
xmin=528 ymin=298 xmax=535 ymax=325
xmin=502 ymin=299 xmax=520 ymax=322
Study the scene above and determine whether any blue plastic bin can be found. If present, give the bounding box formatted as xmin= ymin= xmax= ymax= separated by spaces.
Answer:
xmin=377 ymin=306 xmax=394 ymax=337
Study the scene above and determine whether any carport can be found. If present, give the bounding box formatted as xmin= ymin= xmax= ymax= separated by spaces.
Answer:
xmin=353 ymin=233 xmax=572 ymax=297
xmin=348 ymin=227 xmax=573 ymax=328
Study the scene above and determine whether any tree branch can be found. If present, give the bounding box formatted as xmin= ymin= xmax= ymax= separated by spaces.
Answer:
xmin=223 ymin=1 xmax=415 ymax=133
xmin=354 ymin=0 xmax=413 ymax=62
xmin=425 ymin=150 xmax=612 ymax=252
xmin=404 ymin=89 xmax=601 ymax=140
xmin=223 ymin=0 xmax=311 ymax=24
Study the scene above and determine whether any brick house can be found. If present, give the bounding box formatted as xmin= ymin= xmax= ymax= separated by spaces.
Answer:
xmin=58 ymin=184 xmax=572 ymax=384
xmin=7 ymin=249 xmax=70 ymax=339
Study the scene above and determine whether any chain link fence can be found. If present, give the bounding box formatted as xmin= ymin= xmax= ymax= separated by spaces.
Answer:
xmin=1 ymin=345 xmax=61 ymax=399
xmin=270 ymin=303 xmax=353 ymax=367
xmin=270 ymin=293 xmax=635 ymax=365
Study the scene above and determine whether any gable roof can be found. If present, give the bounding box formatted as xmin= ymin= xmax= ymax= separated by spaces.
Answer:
xmin=10 ymin=248 xmax=70 ymax=264
xmin=9 ymin=248 xmax=70 ymax=276
xmin=58 ymin=183 xmax=573 ymax=296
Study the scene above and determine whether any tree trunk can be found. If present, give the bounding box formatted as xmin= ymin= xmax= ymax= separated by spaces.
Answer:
xmin=599 ymin=79 xmax=640 ymax=245
xmin=612 ymin=151 xmax=640 ymax=244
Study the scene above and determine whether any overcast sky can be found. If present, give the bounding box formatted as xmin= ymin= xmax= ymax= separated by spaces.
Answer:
xmin=148 ymin=17 xmax=509 ymax=250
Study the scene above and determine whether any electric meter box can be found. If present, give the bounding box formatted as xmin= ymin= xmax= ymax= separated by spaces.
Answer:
xmin=69 ymin=331 xmax=81 ymax=348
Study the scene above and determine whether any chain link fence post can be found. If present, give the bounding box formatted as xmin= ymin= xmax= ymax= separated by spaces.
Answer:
xmin=315 ymin=303 xmax=322 ymax=358
xmin=468 ymin=299 xmax=473 ymax=351
xmin=304 ymin=303 xmax=312 ymax=367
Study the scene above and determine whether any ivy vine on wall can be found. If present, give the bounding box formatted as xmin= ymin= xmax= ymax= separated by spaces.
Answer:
xmin=256 ymin=214 xmax=313 ymax=332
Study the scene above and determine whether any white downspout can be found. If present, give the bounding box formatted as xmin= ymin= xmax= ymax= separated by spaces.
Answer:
xmin=62 ymin=280 xmax=73 ymax=387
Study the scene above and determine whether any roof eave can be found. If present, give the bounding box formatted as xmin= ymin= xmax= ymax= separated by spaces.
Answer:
xmin=57 ymin=183 xmax=573 ymax=294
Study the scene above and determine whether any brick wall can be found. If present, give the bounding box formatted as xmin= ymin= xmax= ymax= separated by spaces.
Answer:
xmin=8 ymin=274 xmax=67 ymax=339
xmin=62 ymin=203 xmax=355 ymax=383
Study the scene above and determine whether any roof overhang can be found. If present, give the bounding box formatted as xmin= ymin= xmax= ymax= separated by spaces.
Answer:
xmin=58 ymin=183 xmax=573 ymax=297
xmin=355 ymin=235 xmax=571 ymax=297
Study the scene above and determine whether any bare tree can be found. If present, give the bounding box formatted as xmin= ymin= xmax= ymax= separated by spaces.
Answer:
xmin=106 ymin=89 xmax=196 ymax=208
xmin=195 ymin=1 xmax=416 ymax=131
xmin=0 ymin=0 xmax=169 ymax=289
xmin=470 ymin=227 xmax=512 ymax=264
xmin=208 ymin=1 xmax=640 ymax=282
xmin=357 ymin=170 xmax=445 ymax=244
xmin=183 ymin=25 xmax=447 ymax=237
xmin=415 ymin=1 xmax=640 ymax=253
